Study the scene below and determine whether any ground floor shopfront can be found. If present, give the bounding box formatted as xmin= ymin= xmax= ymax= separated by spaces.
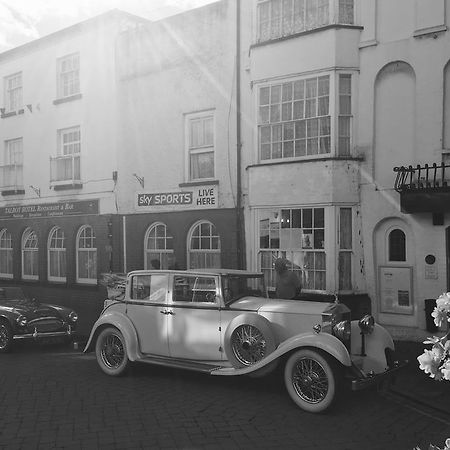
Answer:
xmin=0 ymin=201 xmax=239 ymax=337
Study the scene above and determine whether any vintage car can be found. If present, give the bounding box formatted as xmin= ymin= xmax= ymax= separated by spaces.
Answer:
xmin=0 ymin=286 xmax=78 ymax=352
xmin=84 ymin=269 xmax=405 ymax=413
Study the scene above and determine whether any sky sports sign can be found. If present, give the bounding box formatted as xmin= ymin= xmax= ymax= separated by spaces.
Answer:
xmin=137 ymin=186 xmax=218 ymax=210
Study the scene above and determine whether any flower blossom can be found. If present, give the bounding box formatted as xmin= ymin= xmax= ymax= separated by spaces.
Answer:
xmin=417 ymin=349 xmax=442 ymax=379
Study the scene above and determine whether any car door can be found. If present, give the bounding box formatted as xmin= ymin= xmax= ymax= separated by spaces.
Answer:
xmin=167 ymin=274 xmax=222 ymax=361
xmin=126 ymin=273 xmax=170 ymax=356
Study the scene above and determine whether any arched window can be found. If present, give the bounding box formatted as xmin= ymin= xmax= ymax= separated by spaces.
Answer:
xmin=48 ymin=227 xmax=66 ymax=282
xmin=188 ymin=221 xmax=221 ymax=269
xmin=0 ymin=229 xmax=13 ymax=278
xmin=388 ymin=229 xmax=406 ymax=262
xmin=22 ymin=228 xmax=38 ymax=280
xmin=144 ymin=222 xmax=173 ymax=270
xmin=76 ymin=225 xmax=97 ymax=284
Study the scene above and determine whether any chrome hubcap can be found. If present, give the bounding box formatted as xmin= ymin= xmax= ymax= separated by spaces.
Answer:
xmin=231 ymin=325 xmax=266 ymax=366
xmin=100 ymin=334 xmax=124 ymax=369
xmin=292 ymin=357 xmax=328 ymax=404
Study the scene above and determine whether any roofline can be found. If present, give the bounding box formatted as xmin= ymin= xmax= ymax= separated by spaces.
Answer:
xmin=0 ymin=9 xmax=150 ymax=62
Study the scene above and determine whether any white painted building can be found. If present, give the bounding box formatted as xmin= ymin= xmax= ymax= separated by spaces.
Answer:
xmin=239 ymin=0 xmax=450 ymax=338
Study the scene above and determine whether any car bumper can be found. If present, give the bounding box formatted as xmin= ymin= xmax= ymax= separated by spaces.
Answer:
xmin=351 ymin=360 xmax=409 ymax=391
xmin=13 ymin=325 xmax=75 ymax=341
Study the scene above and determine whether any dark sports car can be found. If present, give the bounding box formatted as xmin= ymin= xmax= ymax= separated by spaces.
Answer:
xmin=0 ymin=286 xmax=78 ymax=353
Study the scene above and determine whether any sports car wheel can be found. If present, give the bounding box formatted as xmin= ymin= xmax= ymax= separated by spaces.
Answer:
xmin=0 ymin=320 xmax=13 ymax=353
xmin=95 ymin=327 xmax=129 ymax=376
xmin=284 ymin=349 xmax=339 ymax=413
xmin=224 ymin=314 xmax=277 ymax=369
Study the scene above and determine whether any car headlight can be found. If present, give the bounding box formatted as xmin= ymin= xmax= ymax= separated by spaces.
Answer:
xmin=69 ymin=311 xmax=78 ymax=322
xmin=16 ymin=315 xmax=27 ymax=327
xmin=358 ymin=314 xmax=375 ymax=335
xmin=333 ymin=320 xmax=351 ymax=341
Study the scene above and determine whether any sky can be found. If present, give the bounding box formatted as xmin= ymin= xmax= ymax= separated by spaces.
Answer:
xmin=0 ymin=0 xmax=216 ymax=53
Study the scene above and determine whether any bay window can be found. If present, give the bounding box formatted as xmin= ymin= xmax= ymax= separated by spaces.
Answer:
xmin=257 ymin=0 xmax=354 ymax=43
xmin=258 ymin=206 xmax=354 ymax=293
xmin=258 ymin=72 xmax=352 ymax=161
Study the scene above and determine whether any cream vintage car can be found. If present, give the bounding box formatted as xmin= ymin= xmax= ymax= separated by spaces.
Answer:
xmin=84 ymin=269 xmax=405 ymax=413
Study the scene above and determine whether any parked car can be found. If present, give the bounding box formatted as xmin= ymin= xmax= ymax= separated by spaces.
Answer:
xmin=0 ymin=286 xmax=78 ymax=352
xmin=85 ymin=269 xmax=406 ymax=413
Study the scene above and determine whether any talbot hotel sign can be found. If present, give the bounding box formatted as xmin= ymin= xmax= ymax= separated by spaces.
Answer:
xmin=136 ymin=186 xmax=218 ymax=211
xmin=0 ymin=199 xmax=99 ymax=219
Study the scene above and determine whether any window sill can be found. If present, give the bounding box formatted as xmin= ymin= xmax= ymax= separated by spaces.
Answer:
xmin=1 ymin=189 xmax=25 ymax=196
xmin=414 ymin=25 xmax=447 ymax=38
xmin=53 ymin=93 xmax=82 ymax=105
xmin=246 ymin=155 xmax=363 ymax=170
xmin=251 ymin=24 xmax=363 ymax=50
xmin=179 ymin=179 xmax=219 ymax=188
xmin=52 ymin=182 xmax=83 ymax=191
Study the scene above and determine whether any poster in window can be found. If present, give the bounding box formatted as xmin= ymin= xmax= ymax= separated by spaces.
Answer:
xmin=379 ymin=266 xmax=413 ymax=314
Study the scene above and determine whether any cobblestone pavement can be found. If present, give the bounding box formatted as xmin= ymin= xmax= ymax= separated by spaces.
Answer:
xmin=0 ymin=343 xmax=449 ymax=450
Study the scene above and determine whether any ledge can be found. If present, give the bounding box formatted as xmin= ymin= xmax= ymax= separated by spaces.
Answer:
xmin=52 ymin=183 xmax=83 ymax=191
xmin=1 ymin=189 xmax=25 ymax=196
xmin=53 ymin=93 xmax=82 ymax=105
xmin=251 ymin=24 xmax=363 ymax=50
xmin=179 ymin=179 xmax=219 ymax=188
xmin=246 ymin=155 xmax=363 ymax=170
xmin=413 ymin=24 xmax=447 ymax=38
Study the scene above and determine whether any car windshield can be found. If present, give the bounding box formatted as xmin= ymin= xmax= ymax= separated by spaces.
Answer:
xmin=222 ymin=275 xmax=267 ymax=305
xmin=0 ymin=287 xmax=28 ymax=305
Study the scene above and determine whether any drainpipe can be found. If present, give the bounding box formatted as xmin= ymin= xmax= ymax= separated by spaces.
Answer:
xmin=235 ymin=0 xmax=245 ymax=269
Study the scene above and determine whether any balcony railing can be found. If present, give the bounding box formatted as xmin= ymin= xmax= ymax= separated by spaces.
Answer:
xmin=394 ymin=163 xmax=450 ymax=192
xmin=393 ymin=163 xmax=450 ymax=213
xmin=50 ymin=154 xmax=80 ymax=184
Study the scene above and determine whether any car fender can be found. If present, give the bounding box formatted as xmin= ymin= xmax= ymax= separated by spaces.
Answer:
xmin=0 ymin=312 xmax=15 ymax=327
xmin=83 ymin=311 xmax=141 ymax=361
xmin=213 ymin=331 xmax=351 ymax=376
xmin=350 ymin=322 xmax=394 ymax=373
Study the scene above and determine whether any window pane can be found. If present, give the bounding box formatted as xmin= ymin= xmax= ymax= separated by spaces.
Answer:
xmin=389 ymin=229 xmax=406 ymax=261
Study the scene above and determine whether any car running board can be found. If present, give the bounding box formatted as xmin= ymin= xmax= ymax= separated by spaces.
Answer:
xmin=139 ymin=355 xmax=223 ymax=373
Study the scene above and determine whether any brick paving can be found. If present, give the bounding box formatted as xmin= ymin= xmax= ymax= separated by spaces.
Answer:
xmin=0 ymin=342 xmax=449 ymax=450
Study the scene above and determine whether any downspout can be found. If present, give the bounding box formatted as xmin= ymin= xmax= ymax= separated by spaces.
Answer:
xmin=236 ymin=0 xmax=245 ymax=269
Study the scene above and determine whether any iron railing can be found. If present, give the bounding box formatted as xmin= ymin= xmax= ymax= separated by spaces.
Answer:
xmin=394 ymin=163 xmax=450 ymax=192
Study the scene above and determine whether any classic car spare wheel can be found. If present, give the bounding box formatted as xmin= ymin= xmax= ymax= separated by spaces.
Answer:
xmin=0 ymin=320 xmax=13 ymax=353
xmin=224 ymin=314 xmax=277 ymax=369
xmin=284 ymin=349 xmax=340 ymax=413
xmin=95 ymin=327 xmax=129 ymax=376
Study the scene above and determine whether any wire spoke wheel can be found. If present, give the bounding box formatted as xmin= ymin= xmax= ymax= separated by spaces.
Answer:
xmin=95 ymin=327 xmax=129 ymax=376
xmin=231 ymin=324 xmax=267 ymax=366
xmin=101 ymin=333 xmax=125 ymax=369
xmin=0 ymin=322 xmax=12 ymax=352
xmin=284 ymin=349 xmax=339 ymax=413
xmin=292 ymin=357 xmax=329 ymax=404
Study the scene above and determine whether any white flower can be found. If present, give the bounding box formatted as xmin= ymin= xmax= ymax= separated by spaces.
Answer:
xmin=441 ymin=360 xmax=450 ymax=381
xmin=417 ymin=349 xmax=443 ymax=379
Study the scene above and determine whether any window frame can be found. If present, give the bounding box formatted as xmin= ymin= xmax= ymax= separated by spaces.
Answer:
xmin=144 ymin=222 xmax=174 ymax=270
xmin=0 ymin=229 xmax=13 ymax=279
xmin=51 ymin=126 xmax=81 ymax=184
xmin=256 ymin=0 xmax=355 ymax=43
xmin=257 ymin=71 xmax=354 ymax=162
xmin=22 ymin=228 xmax=38 ymax=281
xmin=76 ymin=225 xmax=97 ymax=285
xmin=185 ymin=110 xmax=216 ymax=182
xmin=2 ymin=138 xmax=23 ymax=190
xmin=388 ymin=228 xmax=407 ymax=263
xmin=57 ymin=53 xmax=80 ymax=99
xmin=187 ymin=220 xmax=221 ymax=269
xmin=171 ymin=274 xmax=219 ymax=305
xmin=47 ymin=226 xmax=67 ymax=283
xmin=4 ymin=72 xmax=22 ymax=112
